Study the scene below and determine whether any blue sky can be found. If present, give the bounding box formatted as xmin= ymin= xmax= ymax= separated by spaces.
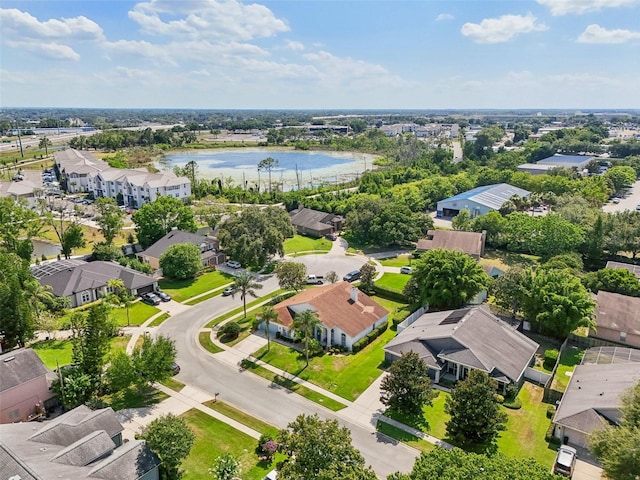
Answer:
xmin=1 ymin=0 xmax=639 ymax=109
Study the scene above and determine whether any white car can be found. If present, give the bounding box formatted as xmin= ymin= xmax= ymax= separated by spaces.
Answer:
xmin=553 ymin=445 xmax=577 ymax=477
xmin=400 ymin=266 xmax=413 ymax=274
xmin=226 ymin=260 xmax=241 ymax=269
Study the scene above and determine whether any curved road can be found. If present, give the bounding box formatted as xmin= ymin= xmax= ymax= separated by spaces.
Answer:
xmin=158 ymin=266 xmax=419 ymax=478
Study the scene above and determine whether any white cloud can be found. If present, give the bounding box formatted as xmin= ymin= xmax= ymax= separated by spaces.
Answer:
xmin=577 ymin=24 xmax=640 ymax=43
xmin=537 ymin=0 xmax=640 ymax=16
xmin=461 ymin=13 xmax=548 ymax=43
xmin=285 ymin=40 xmax=304 ymax=51
xmin=128 ymin=0 xmax=288 ymax=41
xmin=436 ymin=13 xmax=454 ymax=21
xmin=0 ymin=8 xmax=104 ymax=41
xmin=6 ymin=40 xmax=80 ymax=61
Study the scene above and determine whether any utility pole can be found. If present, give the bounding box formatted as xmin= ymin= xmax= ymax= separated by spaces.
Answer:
xmin=16 ymin=120 xmax=24 ymax=158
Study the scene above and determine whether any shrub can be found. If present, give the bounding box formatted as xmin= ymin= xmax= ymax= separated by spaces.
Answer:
xmin=505 ymin=384 xmax=520 ymax=400
xmin=372 ymin=284 xmax=408 ymax=303
xmin=496 ymin=394 xmax=505 ymax=404
xmin=544 ymin=349 xmax=559 ymax=370
xmin=217 ymin=322 xmax=241 ymax=340
xmin=503 ymin=397 xmax=522 ymax=409
xmin=307 ymin=338 xmax=323 ymax=357
xmin=268 ymin=291 xmax=296 ymax=306
xmin=547 ymin=405 xmax=556 ymax=419
xmin=392 ymin=309 xmax=412 ymax=327
xmin=352 ymin=322 xmax=388 ymax=353
xmin=545 ymin=423 xmax=561 ymax=445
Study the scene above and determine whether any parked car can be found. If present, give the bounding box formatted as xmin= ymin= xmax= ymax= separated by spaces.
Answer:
xmin=612 ymin=198 xmax=620 ymax=204
xmin=222 ymin=287 xmax=234 ymax=296
xmin=553 ymin=445 xmax=577 ymax=477
xmin=400 ymin=266 xmax=413 ymax=274
xmin=12 ymin=173 xmax=24 ymax=181
xmin=325 ymin=233 xmax=337 ymax=241
xmin=156 ymin=290 xmax=171 ymax=302
xmin=141 ymin=292 xmax=161 ymax=306
xmin=636 ymin=204 xmax=640 ymax=211
xmin=169 ymin=363 xmax=180 ymax=375
xmin=343 ymin=270 xmax=361 ymax=282
xmin=226 ymin=260 xmax=241 ymax=269
xmin=306 ymin=274 xmax=324 ymax=285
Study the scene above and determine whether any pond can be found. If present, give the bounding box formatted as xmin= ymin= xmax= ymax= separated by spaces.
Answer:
xmin=32 ymin=238 xmax=62 ymax=259
xmin=157 ymin=149 xmax=376 ymax=191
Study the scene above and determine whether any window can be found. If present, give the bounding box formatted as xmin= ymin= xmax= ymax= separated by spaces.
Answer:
xmin=620 ymin=332 xmax=627 ymax=342
xmin=341 ymin=333 xmax=346 ymax=347
xmin=81 ymin=291 xmax=91 ymax=303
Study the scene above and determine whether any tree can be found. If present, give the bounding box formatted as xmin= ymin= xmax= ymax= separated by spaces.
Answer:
xmin=604 ymin=165 xmax=636 ymax=193
xmin=260 ymin=305 xmax=278 ymax=352
xmin=94 ymin=197 xmax=124 ymax=244
xmin=412 ymin=249 xmax=489 ymax=309
xmin=590 ymin=381 xmax=640 ymax=480
xmin=358 ymin=263 xmax=377 ymax=293
xmin=0 ymin=252 xmax=37 ymax=347
xmin=38 ymin=136 xmax=52 ymax=155
xmin=491 ymin=267 xmax=531 ymax=318
xmin=132 ymin=196 xmax=198 ymax=249
xmin=160 ymin=243 xmax=202 ymax=279
xmin=582 ymin=268 xmax=640 ymax=297
xmin=51 ymin=368 xmax=94 ymax=410
xmin=209 ymin=454 xmax=239 ymax=480
xmin=380 ymin=351 xmax=436 ymax=417
xmin=325 ymin=271 xmax=339 ymax=284
xmin=105 ymin=279 xmax=134 ymax=326
xmin=292 ymin=309 xmax=321 ymax=366
xmin=230 ymin=272 xmax=263 ymax=318
xmin=275 ymin=261 xmax=307 ymax=292
xmin=104 ymin=349 xmax=136 ymax=392
xmin=0 ymin=197 xmax=43 ymax=260
xmin=131 ymin=335 xmax=177 ymax=386
xmin=141 ymin=413 xmax=195 ymax=480
xmin=451 ymin=209 xmax=472 ymax=231
xmin=92 ymin=242 xmax=123 ymax=261
xmin=70 ymin=303 xmax=116 ymax=384
xmin=388 ymin=448 xmax=562 ymax=480
xmin=276 ymin=414 xmax=376 ymax=480
xmin=60 ymin=222 xmax=86 ymax=259
xmin=445 ymin=370 xmax=508 ymax=446
xmin=258 ymin=157 xmax=278 ymax=195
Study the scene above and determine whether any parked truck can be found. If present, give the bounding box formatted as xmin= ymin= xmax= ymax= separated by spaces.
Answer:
xmin=306 ymin=274 xmax=324 ymax=285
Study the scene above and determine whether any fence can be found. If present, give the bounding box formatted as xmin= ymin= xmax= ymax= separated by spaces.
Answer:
xmin=397 ymin=305 xmax=428 ymax=334
xmin=524 ymin=367 xmax=552 ymax=385
xmin=568 ymin=333 xmax=625 ymax=349
xmin=542 ymin=337 xmax=568 ymax=404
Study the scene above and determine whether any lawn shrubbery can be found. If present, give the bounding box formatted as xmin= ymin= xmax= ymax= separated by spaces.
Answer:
xmin=217 ymin=322 xmax=242 ymax=340
xmin=352 ymin=321 xmax=388 ymax=353
xmin=372 ymin=284 xmax=408 ymax=303
xmin=267 ymin=291 xmax=297 ymax=306
xmin=543 ymin=349 xmax=559 ymax=370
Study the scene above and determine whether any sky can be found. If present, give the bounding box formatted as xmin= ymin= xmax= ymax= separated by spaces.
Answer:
xmin=1 ymin=0 xmax=639 ymax=110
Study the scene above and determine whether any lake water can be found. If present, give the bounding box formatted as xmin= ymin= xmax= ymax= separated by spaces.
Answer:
xmin=32 ymin=238 xmax=62 ymax=259
xmin=158 ymin=149 xmax=376 ymax=190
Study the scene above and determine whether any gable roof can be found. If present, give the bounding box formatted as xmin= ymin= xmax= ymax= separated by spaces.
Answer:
xmin=289 ymin=207 xmax=341 ymax=232
xmin=29 ymin=406 xmax=123 ymax=446
xmin=0 ymin=348 xmax=50 ymax=393
xmin=385 ymin=307 xmax=538 ymax=384
xmin=553 ymin=362 xmax=640 ymax=434
xmin=141 ymin=229 xmax=218 ymax=259
xmin=33 ymin=260 xmax=156 ymax=297
xmin=416 ymin=230 xmax=485 ymax=257
xmin=594 ymin=291 xmax=640 ymax=336
xmin=438 ymin=183 xmax=530 ymax=211
xmin=606 ymin=260 xmax=640 ymax=280
xmin=273 ymin=282 xmax=388 ymax=338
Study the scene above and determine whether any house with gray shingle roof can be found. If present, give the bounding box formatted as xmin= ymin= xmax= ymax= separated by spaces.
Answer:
xmin=384 ymin=307 xmax=538 ymax=391
xmin=589 ymin=291 xmax=640 ymax=348
xmin=32 ymin=259 xmax=157 ymax=307
xmin=288 ymin=206 xmax=343 ymax=238
xmin=0 ymin=405 xmax=160 ymax=480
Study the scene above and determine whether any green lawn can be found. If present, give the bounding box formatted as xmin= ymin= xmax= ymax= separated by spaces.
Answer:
xmin=199 ymin=331 xmax=223 ymax=354
xmin=104 ymin=386 xmax=169 ymax=411
xmin=184 ymin=286 xmax=230 ymax=306
xmin=379 ymin=254 xmax=412 ymax=267
xmin=32 ymin=336 xmax=131 ymax=370
xmin=204 ymin=289 xmax=284 ymax=328
xmin=374 ymin=273 xmax=411 ymax=292
xmin=551 ymin=344 xmax=586 ymax=392
xmin=111 ymin=301 xmax=160 ymax=327
xmin=253 ymin=321 xmax=396 ymax=401
xmin=158 ymin=271 xmax=232 ymax=303
xmin=376 ymin=421 xmax=436 ymax=454
xmin=180 ymin=409 xmax=276 ymax=480
xmin=160 ymin=377 xmax=185 ymax=392
xmin=283 ymin=234 xmax=333 ymax=254
xmin=148 ymin=312 xmax=170 ymax=327
xmin=202 ymin=400 xmax=278 ymax=437
xmin=368 ymin=296 xmax=409 ymax=318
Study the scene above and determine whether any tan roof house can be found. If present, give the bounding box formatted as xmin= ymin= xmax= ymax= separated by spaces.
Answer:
xmin=288 ymin=206 xmax=343 ymax=238
xmin=589 ymin=291 xmax=640 ymax=348
xmin=416 ymin=230 xmax=486 ymax=259
xmin=0 ymin=349 xmax=55 ymax=424
xmin=268 ymin=282 xmax=388 ymax=351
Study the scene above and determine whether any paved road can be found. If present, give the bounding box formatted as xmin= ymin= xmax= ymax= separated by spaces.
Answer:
xmin=602 ymin=179 xmax=640 ymax=213
xmin=158 ymin=272 xmax=420 ymax=478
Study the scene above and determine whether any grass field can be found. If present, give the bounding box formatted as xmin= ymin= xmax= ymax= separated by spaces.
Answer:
xmin=551 ymin=344 xmax=586 ymax=392
xmin=378 ymin=254 xmax=412 ymax=267
xmin=199 ymin=331 xmax=223 ymax=354
xmin=374 ymin=273 xmax=411 ymax=292
xmin=202 ymin=400 xmax=279 ymax=437
xmin=283 ymin=235 xmax=333 ymax=254
xmin=253 ymin=321 xmax=395 ymax=401
xmin=158 ymin=271 xmax=232 ymax=303
xmin=32 ymin=335 xmax=131 ymax=369
xmin=180 ymin=409 xmax=276 ymax=480
xmin=110 ymin=301 xmax=160 ymax=327
xmin=36 ymin=223 xmax=128 ymax=256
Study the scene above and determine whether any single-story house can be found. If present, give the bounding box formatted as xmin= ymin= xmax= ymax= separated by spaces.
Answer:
xmin=384 ymin=307 xmax=538 ymax=391
xmin=32 ymin=259 xmax=157 ymax=308
xmin=589 ymin=291 xmax=640 ymax=348
xmin=0 ymin=180 xmax=43 ymax=207
xmin=553 ymin=347 xmax=640 ymax=448
xmin=0 ymin=404 xmax=160 ymax=480
xmin=136 ymin=229 xmax=226 ymax=270
xmin=268 ymin=282 xmax=388 ymax=351
xmin=605 ymin=260 xmax=640 ymax=280
xmin=416 ymin=230 xmax=486 ymax=259
xmin=0 ymin=349 xmax=55 ymax=424
xmin=288 ymin=206 xmax=344 ymax=238
xmin=436 ymin=183 xmax=530 ymax=218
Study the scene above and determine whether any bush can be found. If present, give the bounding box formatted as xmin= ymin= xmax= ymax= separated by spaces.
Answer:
xmin=505 ymin=384 xmax=519 ymax=400
xmin=392 ymin=309 xmax=412 ymax=327
xmin=267 ymin=291 xmax=296 ymax=306
xmin=496 ymin=394 xmax=505 ymax=404
xmin=372 ymin=284 xmax=408 ymax=303
xmin=217 ymin=322 xmax=242 ymax=340
xmin=547 ymin=405 xmax=556 ymax=419
xmin=352 ymin=321 xmax=388 ymax=353
xmin=307 ymin=338 xmax=323 ymax=357
xmin=544 ymin=349 xmax=559 ymax=370
xmin=503 ymin=397 xmax=522 ymax=409
xmin=545 ymin=422 xmax=561 ymax=445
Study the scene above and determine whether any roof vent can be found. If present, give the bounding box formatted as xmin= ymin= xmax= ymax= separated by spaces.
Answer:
xmin=3 ymin=356 xmax=15 ymax=362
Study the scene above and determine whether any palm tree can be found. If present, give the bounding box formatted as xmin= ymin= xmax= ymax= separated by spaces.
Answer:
xmin=231 ymin=272 xmax=263 ymax=318
xmin=38 ymin=136 xmax=52 ymax=156
xmin=292 ymin=309 xmax=321 ymax=366
xmin=106 ymin=278 xmax=133 ymax=326
xmin=25 ymin=279 xmax=56 ymax=322
xmin=260 ymin=305 xmax=278 ymax=352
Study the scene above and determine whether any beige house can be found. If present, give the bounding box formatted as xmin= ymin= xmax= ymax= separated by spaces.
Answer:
xmin=0 ymin=349 xmax=54 ymax=424
xmin=590 ymin=291 xmax=640 ymax=348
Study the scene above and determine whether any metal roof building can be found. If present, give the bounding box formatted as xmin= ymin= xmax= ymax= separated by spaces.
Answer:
xmin=536 ymin=154 xmax=595 ymax=170
xmin=436 ymin=183 xmax=530 ymax=218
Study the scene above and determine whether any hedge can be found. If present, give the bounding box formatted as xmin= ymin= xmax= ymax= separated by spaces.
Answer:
xmin=544 ymin=348 xmax=559 ymax=370
xmin=267 ymin=291 xmax=296 ymax=306
xmin=372 ymin=284 xmax=408 ymax=303
xmin=352 ymin=321 xmax=388 ymax=353
xmin=392 ymin=309 xmax=412 ymax=327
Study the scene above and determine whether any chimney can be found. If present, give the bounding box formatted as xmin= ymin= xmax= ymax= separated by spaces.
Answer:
xmin=350 ymin=286 xmax=359 ymax=303
xmin=480 ymin=230 xmax=487 ymax=257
